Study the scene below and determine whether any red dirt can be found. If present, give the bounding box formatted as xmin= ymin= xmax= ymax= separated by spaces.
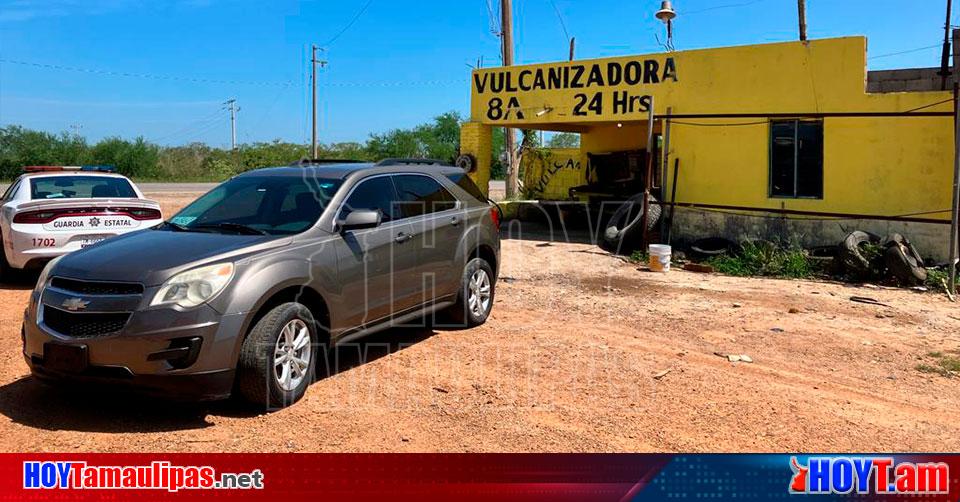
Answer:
xmin=0 ymin=193 xmax=957 ymax=452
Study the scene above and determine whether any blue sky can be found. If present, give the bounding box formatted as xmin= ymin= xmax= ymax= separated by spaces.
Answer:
xmin=0 ymin=0 xmax=952 ymax=147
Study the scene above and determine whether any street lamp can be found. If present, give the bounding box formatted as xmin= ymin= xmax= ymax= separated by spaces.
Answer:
xmin=655 ymin=1 xmax=677 ymax=51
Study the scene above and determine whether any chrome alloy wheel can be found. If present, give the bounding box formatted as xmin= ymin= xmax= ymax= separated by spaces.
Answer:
xmin=273 ymin=319 xmax=312 ymax=391
xmin=467 ymin=268 xmax=492 ymax=318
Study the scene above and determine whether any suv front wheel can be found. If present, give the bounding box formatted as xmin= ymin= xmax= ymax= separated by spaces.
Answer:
xmin=445 ymin=257 xmax=495 ymax=327
xmin=236 ymin=302 xmax=318 ymax=409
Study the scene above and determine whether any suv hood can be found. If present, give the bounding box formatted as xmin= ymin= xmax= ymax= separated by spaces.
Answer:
xmin=53 ymin=228 xmax=290 ymax=286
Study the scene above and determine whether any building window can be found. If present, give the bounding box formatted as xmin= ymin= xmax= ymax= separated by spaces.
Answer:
xmin=769 ymin=120 xmax=823 ymax=198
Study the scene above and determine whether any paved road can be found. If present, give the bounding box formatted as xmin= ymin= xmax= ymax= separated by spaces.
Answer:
xmin=138 ymin=182 xmax=218 ymax=193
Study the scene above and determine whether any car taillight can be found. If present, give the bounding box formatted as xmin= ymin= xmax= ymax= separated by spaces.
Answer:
xmin=13 ymin=210 xmax=60 ymax=224
xmin=126 ymin=208 xmax=161 ymax=220
xmin=490 ymin=206 xmax=500 ymax=228
xmin=13 ymin=207 xmax=161 ymax=223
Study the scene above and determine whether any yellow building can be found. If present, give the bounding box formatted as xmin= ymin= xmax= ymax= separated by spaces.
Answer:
xmin=459 ymin=36 xmax=954 ymax=260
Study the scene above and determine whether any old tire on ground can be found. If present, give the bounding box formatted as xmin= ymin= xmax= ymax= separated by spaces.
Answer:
xmin=884 ymin=240 xmax=927 ymax=286
xmin=444 ymin=257 xmax=496 ymax=328
xmin=838 ymin=231 xmax=882 ymax=278
xmin=236 ymin=302 xmax=318 ymax=410
xmin=600 ymin=193 xmax=661 ymax=254
xmin=689 ymin=237 xmax=739 ymax=261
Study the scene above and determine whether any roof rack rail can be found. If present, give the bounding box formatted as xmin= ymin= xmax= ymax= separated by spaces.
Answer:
xmin=289 ymin=158 xmax=368 ymax=166
xmin=375 ymin=158 xmax=451 ymax=167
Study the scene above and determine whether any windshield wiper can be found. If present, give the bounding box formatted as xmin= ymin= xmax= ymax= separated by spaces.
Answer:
xmin=190 ymin=222 xmax=269 ymax=235
xmin=163 ymin=221 xmax=189 ymax=232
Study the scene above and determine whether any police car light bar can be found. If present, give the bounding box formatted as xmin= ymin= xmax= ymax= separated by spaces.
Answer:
xmin=23 ymin=165 xmax=117 ymax=173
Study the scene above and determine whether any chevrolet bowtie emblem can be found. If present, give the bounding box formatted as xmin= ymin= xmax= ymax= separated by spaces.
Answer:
xmin=61 ymin=298 xmax=90 ymax=311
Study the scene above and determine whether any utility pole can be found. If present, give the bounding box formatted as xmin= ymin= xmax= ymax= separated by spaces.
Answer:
xmin=501 ymin=0 xmax=518 ymax=199
xmin=940 ymin=0 xmax=953 ymax=90
xmin=311 ymin=45 xmax=328 ymax=160
xmin=797 ymin=0 xmax=807 ymax=41
xmin=949 ymin=28 xmax=960 ymax=296
xmin=224 ymin=99 xmax=239 ymax=150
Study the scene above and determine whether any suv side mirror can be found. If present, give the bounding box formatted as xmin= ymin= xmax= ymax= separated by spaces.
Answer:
xmin=338 ymin=209 xmax=382 ymax=231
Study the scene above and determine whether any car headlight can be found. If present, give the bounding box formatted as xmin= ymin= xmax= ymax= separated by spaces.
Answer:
xmin=34 ymin=256 xmax=63 ymax=294
xmin=150 ymin=263 xmax=234 ymax=308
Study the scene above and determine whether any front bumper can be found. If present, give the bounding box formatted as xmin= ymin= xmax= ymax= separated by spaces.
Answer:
xmin=27 ymin=359 xmax=235 ymax=401
xmin=22 ymin=290 xmax=247 ymax=401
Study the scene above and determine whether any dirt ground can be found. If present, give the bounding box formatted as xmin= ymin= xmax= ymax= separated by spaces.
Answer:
xmin=0 ymin=191 xmax=957 ymax=452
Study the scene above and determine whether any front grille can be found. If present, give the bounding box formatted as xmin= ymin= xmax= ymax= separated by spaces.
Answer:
xmin=50 ymin=277 xmax=143 ymax=295
xmin=42 ymin=306 xmax=130 ymax=338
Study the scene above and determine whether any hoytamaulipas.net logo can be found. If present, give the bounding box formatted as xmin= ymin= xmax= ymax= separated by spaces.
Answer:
xmin=789 ymin=456 xmax=949 ymax=495
xmin=23 ymin=461 xmax=264 ymax=492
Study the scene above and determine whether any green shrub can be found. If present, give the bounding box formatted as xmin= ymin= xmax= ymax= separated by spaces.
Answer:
xmin=706 ymin=240 xmax=815 ymax=279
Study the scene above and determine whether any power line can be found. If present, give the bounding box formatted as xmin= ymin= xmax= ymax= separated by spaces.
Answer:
xmin=547 ymin=0 xmax=571 ymax=43
xmin=868 ymin=43 xmax=942 ymax=60
xmin=485 ymin=0 xmax=501 ymax=36
xmin=0 ymin=58 xmax=294 ymax=87
xmin=683 ymin=0 xmax=770 ymax=16
xmin=152 ymin=109 xmax=225 ymax=143
xmin=323 ymin=0 xmax=375 ymax=47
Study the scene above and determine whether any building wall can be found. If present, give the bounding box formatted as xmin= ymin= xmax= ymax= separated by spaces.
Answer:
xmin=520 ymin=148 xmax=584 ymax=200
xmin=460 ymin=36 xmax=955 ymax=258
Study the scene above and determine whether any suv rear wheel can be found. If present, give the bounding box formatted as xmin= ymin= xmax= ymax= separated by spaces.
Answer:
xmin=236 ymin=302 xmax=317 ymax=409
xmin=444 ymin=257 xmax=495 ymax=327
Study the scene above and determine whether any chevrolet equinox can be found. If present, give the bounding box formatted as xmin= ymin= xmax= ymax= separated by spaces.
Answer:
xmin=22 ymin=160 xmax=500 ymax=408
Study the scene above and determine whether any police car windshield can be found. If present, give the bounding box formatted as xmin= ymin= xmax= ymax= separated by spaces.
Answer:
xmin=166 ymin=176 xmax=342 ymax=236
xmin=30 ymin=176 xmax=137 ymax=200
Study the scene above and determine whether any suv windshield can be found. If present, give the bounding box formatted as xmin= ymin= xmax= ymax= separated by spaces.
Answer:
xmin=30 ymin=176 xmax=137 ymax=199
xmin=168 ymin=176 xmax=342 ymax=236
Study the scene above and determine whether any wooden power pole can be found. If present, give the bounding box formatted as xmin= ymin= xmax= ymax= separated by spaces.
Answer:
xmin=501 ymin=0 xmax=518 ymax=199
xmin=797 ymin=0 xmax=807 ymax=41
xmin=949 ymin=28 xmax=960 ymax=296
xmin=310 ymin=45 xmax=327 ymax=159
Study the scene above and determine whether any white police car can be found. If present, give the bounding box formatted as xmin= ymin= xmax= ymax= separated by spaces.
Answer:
xmin=0 ymin=166 xmax=163 ymax=277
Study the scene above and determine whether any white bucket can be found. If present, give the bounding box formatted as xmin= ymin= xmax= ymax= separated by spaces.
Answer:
xmin=648 ymin=244 xmax=672 ymax=273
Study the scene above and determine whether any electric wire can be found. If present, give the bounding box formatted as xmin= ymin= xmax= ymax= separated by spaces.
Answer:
xmin=868 ymin=43 xmax=942 ymax=60
xmin=0 ymin=58 xmax=294 ymax=87
xmin=547 ymin=0 xmax=570 ymax=43
xmin=683 ymin=0 xmax=770 ymax=16
xmin=323 ymin=0 xmax=375 ymax=47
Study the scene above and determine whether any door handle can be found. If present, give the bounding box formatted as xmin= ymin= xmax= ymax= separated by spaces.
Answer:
xmin=450 ymin=217 xmax=460 ymax=227
xmin=394 ymin=232 xmax=413 ymax=243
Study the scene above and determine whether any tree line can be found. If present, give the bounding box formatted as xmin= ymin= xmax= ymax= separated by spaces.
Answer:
xmin=0 ymin=111 xmax=579 ymax=181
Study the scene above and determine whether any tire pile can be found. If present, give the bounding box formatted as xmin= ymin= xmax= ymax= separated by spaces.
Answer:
xmin=838 ymin=231 xmax=927 ymax=286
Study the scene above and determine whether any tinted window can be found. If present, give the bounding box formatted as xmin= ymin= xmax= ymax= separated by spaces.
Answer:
xmin=394 ymin=175 xmax=457 ymax=218
xmin=444 ymin=172 xmax=487 ymax=203
xmin=339 ymin=176 xmax=399 ymax=223
xmin=169 ymin=176 xmax=341 ymax=235
xmin=770 ymin=120 xmax=823 ymax=198
xmin=30 ymin=176 xmax=136 ymax=200
xmin=2 ymin=180 xmax=22 ymax=202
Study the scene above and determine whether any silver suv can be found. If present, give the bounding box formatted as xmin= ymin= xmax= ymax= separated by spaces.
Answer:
xmin=22 ymin=161 xmax=500 ymax=408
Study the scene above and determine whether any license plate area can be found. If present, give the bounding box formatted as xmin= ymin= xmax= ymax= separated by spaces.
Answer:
xmin=80 ymin=237 xmax=106 ymax=248
xmin=43 ymin=343 xmax=88 ymax=373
